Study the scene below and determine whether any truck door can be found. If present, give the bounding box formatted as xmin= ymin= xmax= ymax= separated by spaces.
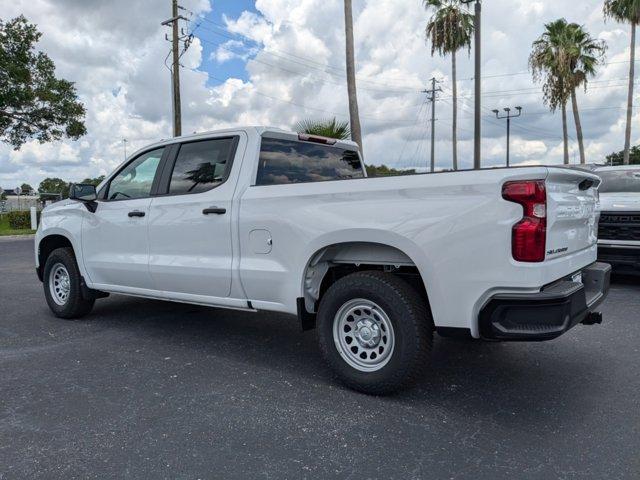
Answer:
xmin=82 ymin=147 xmax=165 ymax=289
xmin=147 ymin=136 xmax=240 ymax=298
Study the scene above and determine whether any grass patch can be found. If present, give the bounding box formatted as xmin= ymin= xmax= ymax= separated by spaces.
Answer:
xmin=0 ymin=214 xmax=36 ymax=236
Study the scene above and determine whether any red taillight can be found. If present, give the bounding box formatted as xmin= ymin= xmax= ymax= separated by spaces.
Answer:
xmin=502 ymin=180 xmax=547 ymax=262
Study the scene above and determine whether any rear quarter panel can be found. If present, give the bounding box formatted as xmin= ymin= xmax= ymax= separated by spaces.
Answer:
xmin=238 ymin=167 xmax=598 ymax=336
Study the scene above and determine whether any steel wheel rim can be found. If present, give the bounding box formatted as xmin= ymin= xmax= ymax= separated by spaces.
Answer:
xmin=333 ymin=298 xmax=395 ymax=372
xmin=49 ymin=263 xmax=71 ymax=306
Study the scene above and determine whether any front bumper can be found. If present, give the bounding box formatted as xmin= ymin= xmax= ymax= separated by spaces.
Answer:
xmin=598 ymin=244 xmax=640 ymax=275
xmin=479 ymin=262 xmax=611 ymax=341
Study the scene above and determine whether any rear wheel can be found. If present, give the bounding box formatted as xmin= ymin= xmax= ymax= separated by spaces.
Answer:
xmin=43 ymin=247 xmax=94 ymax=319
xmin=317 ymin=271 xmax=433 ymax=395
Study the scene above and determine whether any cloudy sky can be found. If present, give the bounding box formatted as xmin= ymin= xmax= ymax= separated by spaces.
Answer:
xmin=0 ymin=0 xmax=638 ymax=188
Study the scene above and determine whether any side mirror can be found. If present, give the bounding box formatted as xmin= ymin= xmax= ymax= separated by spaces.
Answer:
xmin=69 ymin=183 xmax=97 ymax=202
xmin=69 ymin=184 xmax=98 ymax=212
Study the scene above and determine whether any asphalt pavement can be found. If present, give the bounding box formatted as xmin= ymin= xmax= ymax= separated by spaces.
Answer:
xmin=1 ymin=237 xmax=639 ymax=479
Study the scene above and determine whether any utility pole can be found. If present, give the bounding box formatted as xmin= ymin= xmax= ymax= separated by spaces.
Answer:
xmin=344 ymin=0 xmax=364 ymax=158
xmin=492 ymin=106 xmax=522 ymax=167
xmin=423 ymin=77 xmax=442 ymax=173
xmin=162 ymin=1 xmax=188 ymax=137
xmin=462 ymin=0 xmax=481 ymax=169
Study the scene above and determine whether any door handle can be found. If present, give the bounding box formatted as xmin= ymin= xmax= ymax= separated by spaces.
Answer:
xmin=203 ymin=207 xmax=226 ymax=215
xmin=128 ymin=210 xmax=146 ymax=218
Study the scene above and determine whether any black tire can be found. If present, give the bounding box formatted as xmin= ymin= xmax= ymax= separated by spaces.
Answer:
xmin=43 ymin=247 xmax=95 ymax=319
xmin=317 ymin=271 xmax=433 ymax=395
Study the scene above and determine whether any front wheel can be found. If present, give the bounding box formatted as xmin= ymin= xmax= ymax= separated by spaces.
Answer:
xmin=43 ymin=247 xmax=95 ymax=319
xmin=317 ymin=271 xmax=433 ymax=395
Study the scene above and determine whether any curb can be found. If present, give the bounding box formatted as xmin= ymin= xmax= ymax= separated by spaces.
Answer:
xmin=0 ymin=234 xmax=35 ymax=241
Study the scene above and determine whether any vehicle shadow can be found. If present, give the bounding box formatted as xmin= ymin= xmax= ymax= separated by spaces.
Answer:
xmin=611 ymin=273 xmax=640 ymax=286
xmin=76 ymin=293 xmax=607 ymax=430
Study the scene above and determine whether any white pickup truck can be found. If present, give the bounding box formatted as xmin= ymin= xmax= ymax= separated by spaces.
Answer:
xmin=35 ymin=127 xmax=611 ymax=394
xmin=595 ymin=165 xmax=640 ymax=275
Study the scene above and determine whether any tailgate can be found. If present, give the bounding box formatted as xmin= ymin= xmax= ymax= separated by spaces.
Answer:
xmin=545 ymin=168 xmax=601 ymax=260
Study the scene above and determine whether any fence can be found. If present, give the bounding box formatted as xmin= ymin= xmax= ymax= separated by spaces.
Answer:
xmin=0 ymin=196 xmax=43 ymax=213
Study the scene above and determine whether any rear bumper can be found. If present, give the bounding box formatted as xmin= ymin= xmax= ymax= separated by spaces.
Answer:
xmin=479 ymin=262 xmax=611 ymax=341
xmin=598 ymin=244 xmax=640 ymax=275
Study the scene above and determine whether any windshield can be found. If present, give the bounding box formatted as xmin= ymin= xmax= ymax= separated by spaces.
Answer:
xmin=598 ymin=169 xmax=640 ymax=193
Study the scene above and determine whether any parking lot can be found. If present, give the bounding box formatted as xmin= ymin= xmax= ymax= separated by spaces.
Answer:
xmin=1 ymin=236 xmax=639 ymax=479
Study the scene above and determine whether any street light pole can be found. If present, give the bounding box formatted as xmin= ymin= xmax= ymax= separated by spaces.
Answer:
xmin=462 ymin=0 xmax=481 ymax=169
xmin=492 ymin=106 xmax=522 ymax=167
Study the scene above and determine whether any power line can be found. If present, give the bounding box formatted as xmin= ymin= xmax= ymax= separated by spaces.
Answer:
xmin=192 ymin=18 xmax=640 ymax=108
xmin=196 ymin=28 xmax=640 ymax=106
xmin=196 ymin=11 xmax=640 ymax=80
xmin=186 ymin=67 xmax=426 ymax=123
xmin=396 ymin=99 xmax=429 ymax=166
xmin=194 ymin=18 xmax=640 ymax=92
xmin=445 ymin=88 xmax=571 ymax=143
xmin=457 ymin=60 xmax=640 ymax=82
xmin=181 ymin=64 xmax=631 ymax=150
xmin=196 ymin=34 xmax=420 ymax=94
xmin=440 ymin=81 xmax=640 ymax=101
xmin=193 ymin=21 xmax=419 ymax=91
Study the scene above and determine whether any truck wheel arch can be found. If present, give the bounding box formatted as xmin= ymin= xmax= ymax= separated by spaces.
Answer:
xmin=37 ymin=234 xmax=75 ymax=281
xmin=301 ymin=241 xmax=430 ymax=319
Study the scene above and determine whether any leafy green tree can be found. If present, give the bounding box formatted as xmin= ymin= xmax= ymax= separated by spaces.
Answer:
xmin=294 ymin=118 xmax=351 ymax=140
xmin=80 ymin=175 xmax=105 ymax=186
xmin=424 ymin=0 xmax=474 ymax=171
xmin=20 ymin=183 xmax=33 ymax=194
xmin=38 ymin=177 xmax=69 ymax=198
xmin=605 ymin=145 xmax=640 ymax=165
xmin=0 ymin=15 xmax=86 ymax=150
xmin=366 ymin=164 xmax=417 ymax=177
xmin=604 ymin=0 xmax=640 ymax=165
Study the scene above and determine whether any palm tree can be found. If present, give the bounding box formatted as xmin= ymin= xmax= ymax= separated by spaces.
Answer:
xmin=530 ymin=20 xmax=574 ymax=164
xmin=530 ymin=20 xmax=605 ymax=165
xmin=343 ymin=0 xmax=363 ymax=157
xmin=564 ymin=23 xmax=606 ymax=164
xmin=424 ymin=0 xmax=474 ymax=170
xmin=604 ymin=0 xmax=640 ymax=165
xmin=294 ymin=118 xmax=351 ymax=140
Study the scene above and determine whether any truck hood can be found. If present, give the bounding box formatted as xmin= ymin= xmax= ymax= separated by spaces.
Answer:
xmin=41 ymin=199 xmax=77 ymax=215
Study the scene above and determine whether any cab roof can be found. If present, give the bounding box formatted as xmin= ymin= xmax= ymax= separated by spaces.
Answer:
xmin=139 ymin=126 xmax=359 ymax=154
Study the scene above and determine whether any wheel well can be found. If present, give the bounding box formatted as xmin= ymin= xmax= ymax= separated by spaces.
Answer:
xmin=303 ymin=242 xmax=429 ymax=315
xmin=37 ymin=235 xmax=74 ymax=281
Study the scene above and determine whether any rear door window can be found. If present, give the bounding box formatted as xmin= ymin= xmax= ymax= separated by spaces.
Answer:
xmin=168 ymin=138 xmax=236 ymax=195
xmin=256 ymin=138 xmax=364 ymax=186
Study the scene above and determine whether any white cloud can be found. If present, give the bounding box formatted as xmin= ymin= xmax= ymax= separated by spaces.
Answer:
xmin=1 ymin=0 xmax=639 ymax=188
xmin=212 ymin=39 xmax=258 ymax=63
xmin=512 ymin=138 xmax=548 ymax=157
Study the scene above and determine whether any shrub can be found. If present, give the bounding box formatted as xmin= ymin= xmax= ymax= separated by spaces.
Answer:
xmin=7 ymin=211 xmax=39 ymax=230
